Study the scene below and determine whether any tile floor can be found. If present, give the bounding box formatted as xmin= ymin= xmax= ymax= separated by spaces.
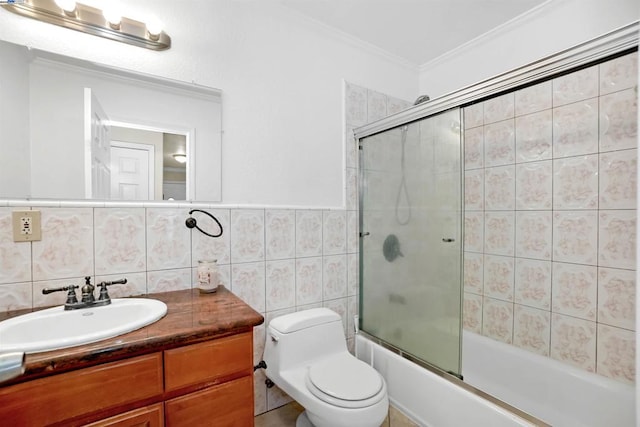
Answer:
xmin=254 ymin=402 xmax=419 ymax=427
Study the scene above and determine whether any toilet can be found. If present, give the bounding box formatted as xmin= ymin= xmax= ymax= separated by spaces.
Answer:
xmin=263 ymin=308 xmax=388 ymax=427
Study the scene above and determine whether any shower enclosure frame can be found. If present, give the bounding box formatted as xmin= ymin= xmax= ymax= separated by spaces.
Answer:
xmin=355 ymin=20 xmax=638 ymax=384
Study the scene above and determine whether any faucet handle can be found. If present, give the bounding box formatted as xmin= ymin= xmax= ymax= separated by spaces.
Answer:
xmin=96 ymin=278 xmax=128 ymax=301
xmin=42 ymin=285 xmax=79 ymax=305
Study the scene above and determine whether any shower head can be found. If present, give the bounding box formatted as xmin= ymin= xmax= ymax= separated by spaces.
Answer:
xmin=413 ymin=95 xmax=430 ymax=105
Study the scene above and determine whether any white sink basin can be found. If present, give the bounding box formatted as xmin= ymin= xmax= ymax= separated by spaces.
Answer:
xmin=0 ymin=299 xmax=167 ymax=354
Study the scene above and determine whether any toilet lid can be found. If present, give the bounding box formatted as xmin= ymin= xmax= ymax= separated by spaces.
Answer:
xmin=307 ymin=354 xmax=383 ymax=401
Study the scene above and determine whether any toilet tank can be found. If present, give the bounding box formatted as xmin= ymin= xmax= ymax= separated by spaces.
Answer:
xmin=263 ymin=308 xmax=347 ymax=376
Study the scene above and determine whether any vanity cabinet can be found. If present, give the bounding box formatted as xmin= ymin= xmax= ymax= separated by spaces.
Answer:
xmin=0 ymin=331 xmax=255 ymax=426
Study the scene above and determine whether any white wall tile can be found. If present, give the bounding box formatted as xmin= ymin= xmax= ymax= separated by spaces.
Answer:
xmin=552 ymin=65 xmax=598 ymax=107
xmin=231 ymin=262 xmax=266 ymax=313
xmin=599 ymin=149 xmax=637 ymax=209
xmin=514 ymin=258 xmax=551 ymax=310
xmin=367 ymin=89 xmax=388 ymax=122
xmin=482 ymin=297 xmax=513 ymax=344
xmin=552 ymin=99 xmax=599 ymax=158
xmin=192 ymin=209 xmax=230 ymax=265
xmin=147 ymin=269 xmax=191 ymax=293
xmin=596 ymin=324 xmax=635 ymax=384
xmin=464 ymin=103 xmax=483 ymax=129
xmin=296 ymin=210 xmax=323 ymax=257
xmin=484 ymin=93 xmax=515 ymax=124
xmin=515 ymin=81 xmax=552 ymax=117
xmin=551 ymin=262 xmax=597 ymax=321
xmin=598 ymin=210 xmax=636 ymax=270
xmin=266 ymin=259 xmax=295 ymax=312
xmin=513 ymin=304 xmax=550 ymax=356
xmin=94 ymin=208 xmax=146 ymax=275
xmin=484 ymin=165 xmax=515 ymax=210
xmin=146 ymin=208 xmax=190 ymax=271
xmin=515 ymin=211 xmax=552 ymax=261
xmin=0 ymin=282 xmax=32 ymax=312
xmin=464 ymin=212 xmax=484 ymax=253
xmin=323 ymin=210 xmax=347 ymax=255
xmin=552 ymin=211 xmax=598 ymax=265
xmin=484 ymin=120 xmax=515 ymax=167
xmin=231 ymin=209 xmax=265 ymax=263
xmin=484 ymin=212 xmax=514 ymax=256
xmin=515 ymin=161 xmax=552 ymax=210
xmin=463 ymin=292 xmax=483 ymax=333
xmin=295 ymin=257 xmax=323 ymax=306
xmin=265 ymin=210 xmax=295 ymax=261
xmin=0 ymin=208 xmax=32 ymax=284
xmin=463 ymin=252 xmax=483 ymax=295
xmin=515 ymin=109 xmax=552 ymax=162
xmin=464 ymin=127 xmax=484 ymax=169
xmin=483 ymin=255 xmax=514 ymax=302
xmin=598 ymin=267 xmax=635 ymax=331
xmin=599 ymin=88 xmax=638 ymax=152
xmin=345 ymin=82 xmax=368 ymax=126
xmin=33 ymin=208 xmax=94 ymax=281
xmin=550 ymin=313 xmax=596 ymax=372
xmin=464 ymin=169 xmax=484 ymax=210
xmin=553 ymin=155 xmax=599 ymax=210
xmin=323 ymin=255 xmax=347 ymax=300
xmin=600 ymin=52 xmax=638 ymax=95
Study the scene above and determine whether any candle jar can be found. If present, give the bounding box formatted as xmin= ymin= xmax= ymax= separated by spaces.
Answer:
xmin=197 ymin=259 xmax=219 ymax=293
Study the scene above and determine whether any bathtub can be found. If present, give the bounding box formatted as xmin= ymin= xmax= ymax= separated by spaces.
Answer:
xmin=355 ymin=331 xmax=635 ymax=427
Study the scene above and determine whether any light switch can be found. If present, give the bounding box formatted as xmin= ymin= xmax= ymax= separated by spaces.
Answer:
xmin=12 ymin=210 xmax=42 ymax=242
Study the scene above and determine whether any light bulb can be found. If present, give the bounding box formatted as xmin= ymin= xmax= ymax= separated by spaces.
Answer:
xmin=54 ymin=0 xmax=76 ymax=13
xmin=103 ymin=7 xmax=122 ymax=29
xmin=146 ymin=16 xmax=163 ymax=39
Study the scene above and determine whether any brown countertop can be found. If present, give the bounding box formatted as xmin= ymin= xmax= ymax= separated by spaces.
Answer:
xmin=1 ymin=287 xmax=264 ymax=385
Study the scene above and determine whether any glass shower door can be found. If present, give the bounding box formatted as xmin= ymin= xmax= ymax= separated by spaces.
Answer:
xmin=359 ymin=108 xmax=463 ymax=375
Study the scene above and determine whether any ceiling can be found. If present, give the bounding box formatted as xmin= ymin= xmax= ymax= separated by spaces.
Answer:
xmin=278 ymin=0 xmax=550 ymax=66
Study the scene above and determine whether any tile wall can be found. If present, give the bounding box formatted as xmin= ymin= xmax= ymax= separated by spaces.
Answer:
xmin=0 ymin=205 xmax=355 ymax=414
xmin=462 ymin=51 xmax=638 ymax=384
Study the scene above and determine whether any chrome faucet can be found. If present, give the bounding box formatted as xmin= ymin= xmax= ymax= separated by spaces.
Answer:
xmin=42 ymin=276 xmax=127 ymax=310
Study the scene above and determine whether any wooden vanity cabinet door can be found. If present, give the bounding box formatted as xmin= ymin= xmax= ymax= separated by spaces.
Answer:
xmin=164 ymin=375 xmax=254 ymax=427
xmin=164 ymin=332 xmax=253 ymax=392
xmin=84 ymin=403 xmax=164 ymax=427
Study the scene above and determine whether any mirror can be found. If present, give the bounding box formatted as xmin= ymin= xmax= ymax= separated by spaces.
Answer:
xmin=0 ymin=39 xmax=222 ymax=202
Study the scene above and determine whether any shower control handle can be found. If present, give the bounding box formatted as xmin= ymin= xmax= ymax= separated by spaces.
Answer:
xmin=360 ymin=232 xmax=370 ymax=237
xmin=442 ymin=238 xmax=455 ymax=243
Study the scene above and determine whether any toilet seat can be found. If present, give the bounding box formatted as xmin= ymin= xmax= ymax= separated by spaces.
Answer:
xmin=305 ymin=353 xmax=385 ymax=409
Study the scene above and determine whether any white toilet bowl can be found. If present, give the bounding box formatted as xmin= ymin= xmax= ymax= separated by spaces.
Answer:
xmin=263 ymin=308 xmax=388 ymax=427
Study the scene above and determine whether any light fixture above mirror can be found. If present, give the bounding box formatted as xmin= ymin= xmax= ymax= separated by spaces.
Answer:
xmin=1 ymin=0 xmax=171 ymax=50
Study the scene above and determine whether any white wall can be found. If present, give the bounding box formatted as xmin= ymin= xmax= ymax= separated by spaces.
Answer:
xmin=418 ymin=0 xmax=639 ymax=98
xmin=0 ymin=41 xmax=30 ymax=198
xmin=0 ymin=0 xmax=418 ymax=207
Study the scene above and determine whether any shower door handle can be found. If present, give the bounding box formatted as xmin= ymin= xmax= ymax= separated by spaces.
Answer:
xmin=442 ymin=238 xmax=455 ymax=242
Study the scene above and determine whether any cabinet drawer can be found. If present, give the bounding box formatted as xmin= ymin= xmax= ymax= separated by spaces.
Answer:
xmin=164 ymin=332 xmax=252 ymax=392
xmin=84 ymin=403 xmax=164 ymax=427
xmin=164 ymin=375 xmax=253 ymax=427
xmin=0 ymin=353 xmax=163 ymax=426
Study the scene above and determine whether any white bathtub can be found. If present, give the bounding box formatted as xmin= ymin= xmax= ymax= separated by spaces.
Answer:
xmin=462 ymin=331 xmax=635 ymax=427
xmin=356 ymin=331 xmax=635 ymax=427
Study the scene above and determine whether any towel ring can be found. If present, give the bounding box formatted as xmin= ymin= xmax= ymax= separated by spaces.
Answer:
xmin=185 ymin=209 xmax=223 ymax=238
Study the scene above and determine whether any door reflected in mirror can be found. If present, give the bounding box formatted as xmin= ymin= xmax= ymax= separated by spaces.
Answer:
xmin=106 ymin=126 xmax=187 ymax=201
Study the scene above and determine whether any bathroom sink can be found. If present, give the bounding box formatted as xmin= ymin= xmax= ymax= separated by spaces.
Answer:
xmin=0 ymin=298 xmax=167 ymax=354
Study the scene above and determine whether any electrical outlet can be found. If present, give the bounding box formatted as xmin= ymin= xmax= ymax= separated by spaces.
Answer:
xmin=12 ymin=210 xmax=42 ymax=242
